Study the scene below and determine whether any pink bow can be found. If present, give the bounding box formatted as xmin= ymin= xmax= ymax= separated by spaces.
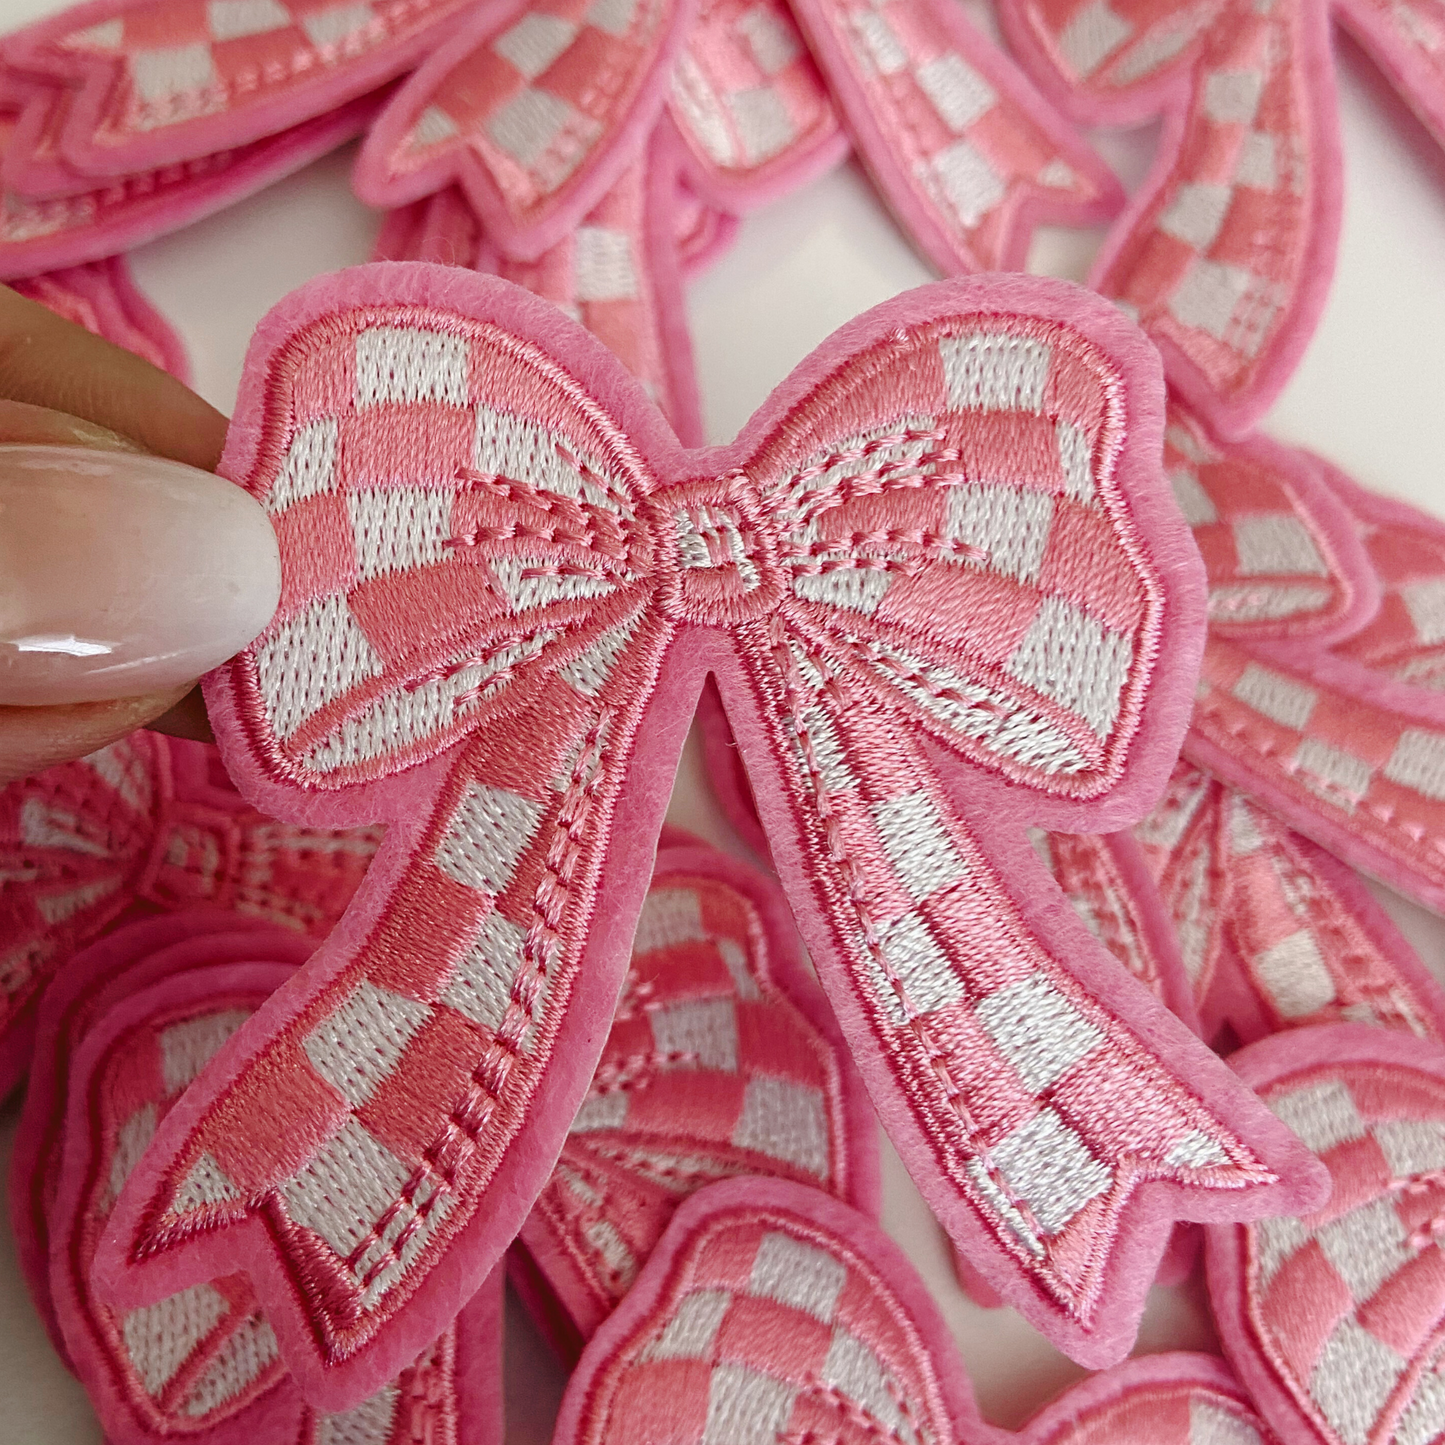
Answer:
xmin=97 ymin=265 xmax=1322 ymax=1408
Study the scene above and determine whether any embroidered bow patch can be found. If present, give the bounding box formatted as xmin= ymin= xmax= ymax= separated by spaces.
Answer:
xmin=554 ymin=1176 xmax=1282 ymax=1445
xmin=995 ymin=0 xmax=1445 ymax=434
xmin=95 ymin=263 xmax=1324 ymax=1407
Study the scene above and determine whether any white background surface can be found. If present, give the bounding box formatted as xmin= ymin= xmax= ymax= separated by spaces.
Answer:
xmin=4 ymin=2 xmax=1445 ymax=1439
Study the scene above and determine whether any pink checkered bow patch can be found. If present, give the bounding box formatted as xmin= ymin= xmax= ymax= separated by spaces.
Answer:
xmin=554 ymin=1177 xmax=1280 ymax=1445
xmin=513 ymin=840 xmax=880 ymax=1357
xmin=1210 ymin=1026 xmax=1445 ymax=1445
xmin=664 ymin=0 xmax=847 ymax=211
xmin=996 ymin=0 xmax=1445 ymax=436
xmin=0 ymin=730 xmax=380 ymax=1099
xmin=8 ymin=914 xmax=500 ymax=1445
xmin=95 ymin=262 xmax=1326 ymax=1404
xmin=694 ymin=676 xmax=1197 ymax=1024
xmin=10 ymin=253 xmax=189 ymax=377
xmin=1167 ymin=410 xmax=1445 ymax=915
xmin=1137 ymin=760 xmax=1445 ymax=1049
xmin=353 ymin=0 xmax=692 ymax=260
xmin=0 ymin=76 xmax=378 ymax=279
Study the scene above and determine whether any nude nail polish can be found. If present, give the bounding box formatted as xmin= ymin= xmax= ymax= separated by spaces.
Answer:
xmin=0 ymin=445 xmax=280 ymax=706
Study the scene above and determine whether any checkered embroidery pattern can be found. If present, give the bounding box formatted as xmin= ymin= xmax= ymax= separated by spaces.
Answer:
xmin=1031 ymin=828 xmax=1172 ymax=1003
xmin=1089 ymin=0 xmax=1315 ymax=413
xmin=117 ymin=281 xmax=1266 ymax=1381
xmin=790 ymin=0 xmax=1119 ymax=270
xmin=560 ymin=1200 xmax=956 ymax=1445
xmin=61 ymin=979 xmax=292 ymax=1433
xmin=487 ymin=158 xmax=699 ymax=442
xmin=0 ymin=733 xmax=379 ymax=1092
xmin=1137 ymin=760 xmax=1445 ymax=1044
xmin=376 ymin=0 xmax=675 ymax=229
xmin=1334 ymin=486 xmax=1445 ymax=692
xmin=749 ymin=652 xmax=1272 ymax=1317
xmin=668 ymin=0 xmax=843 ymax=188
xmin=1190 ymin=637 xmax=1445 ymax=909
xmin=1135 ymin=758 xmax=1228 ymax=996
xmin=1162 ymin=404 xmax=1348 ymax=636
xmin=523 ymin=855 xmax=859 ymax=1333
xmin=17 ymin=0 xmax=473 ymax=154
xmin=1238 ymin=1060 xmax=1445 ymax=1445
xmin=21 ymin=934 xmax=475 ymax=1445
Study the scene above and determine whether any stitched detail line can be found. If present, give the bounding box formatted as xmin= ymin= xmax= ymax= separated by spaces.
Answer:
xmin=765 ymin=621 xmax=1049 ymax=1251
xmin=345 ymin=712 xmax=611 ymax=1296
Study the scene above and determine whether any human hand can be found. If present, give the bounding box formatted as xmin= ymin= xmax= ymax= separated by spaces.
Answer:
xmin=0 ymin=284 xmax=279 ymax=784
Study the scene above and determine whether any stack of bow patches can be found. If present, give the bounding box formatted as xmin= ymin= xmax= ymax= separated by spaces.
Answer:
xmin=0 ymin=0 xmax=1131 ymax=441
xmin=5 ymin=0 xmax=1445 ymax=1443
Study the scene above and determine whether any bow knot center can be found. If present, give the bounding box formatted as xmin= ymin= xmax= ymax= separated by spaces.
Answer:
xmin=651 ymin=478 xmax=783 ymax=625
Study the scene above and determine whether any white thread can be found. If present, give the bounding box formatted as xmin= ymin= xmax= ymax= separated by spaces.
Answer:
xmin=1230 ymin=662 xmax=1317 ymax=730
xmin=649 ymin=997 xmax=739 ymax=1071
xmin=750 ymin=1232 xmax=847 ymax=1321
xmin=1268 ymin=1079 xmax=1367 ymax=1154
xmin=644 ymin=1290 xmax=732 ymax=1360
xmin=494 ymin=13 xmax=577 ymax=79
xmin=303 ymin=980 xmax=432 ymax=1108
xmin=974 ymin=973 xmax=1105 ymax=1093
xmin=915 ymin=52 xmax=996 ymax=132
xmin=990 ymin=1108 xmax=1112 ymax=1236
xmin=122 ymin=1284 xmax=229 ymax=1396
xmin=1056 ymin=0 xmax=1133 ymax=77
xmin=733 ymin=1076 xmax=829 ymax=1176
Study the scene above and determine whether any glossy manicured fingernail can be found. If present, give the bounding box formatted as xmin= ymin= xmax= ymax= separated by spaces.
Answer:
xmin=0 ymin=445 xmax=279 ymax=705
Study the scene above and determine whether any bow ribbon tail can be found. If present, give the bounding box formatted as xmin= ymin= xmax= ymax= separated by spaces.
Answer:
xmin=723 ymin=617 xmax=1324 ymax=1364
xmin=100 ymin=608 xmax=681 ymax=1404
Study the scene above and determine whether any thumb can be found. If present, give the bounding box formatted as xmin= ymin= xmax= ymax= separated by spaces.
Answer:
xmin=0 ymin=304 xmax=278 ymax=782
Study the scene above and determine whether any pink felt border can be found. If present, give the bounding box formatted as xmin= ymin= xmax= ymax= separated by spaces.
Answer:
xmin=994 ymin=0 xmax=1343 ymax=439
xmin=8 ymin=914 xmax=310 ymax=1356
xmin=511 ymin=840 xmax=883 ymax=1354
xmin=0 ymin=94 xmax=380 ymax=280
xmin=1 ymin=0 xmax=470 ymax=180
xmin=1206 ymin=1023 xmax=1445 ymax=1445
xmin=353 ymin=0 xmax=696 ymax=261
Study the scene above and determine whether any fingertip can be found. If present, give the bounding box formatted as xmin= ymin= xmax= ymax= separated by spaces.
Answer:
xmin=0 ymin=686 xmax=194 ymax=784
